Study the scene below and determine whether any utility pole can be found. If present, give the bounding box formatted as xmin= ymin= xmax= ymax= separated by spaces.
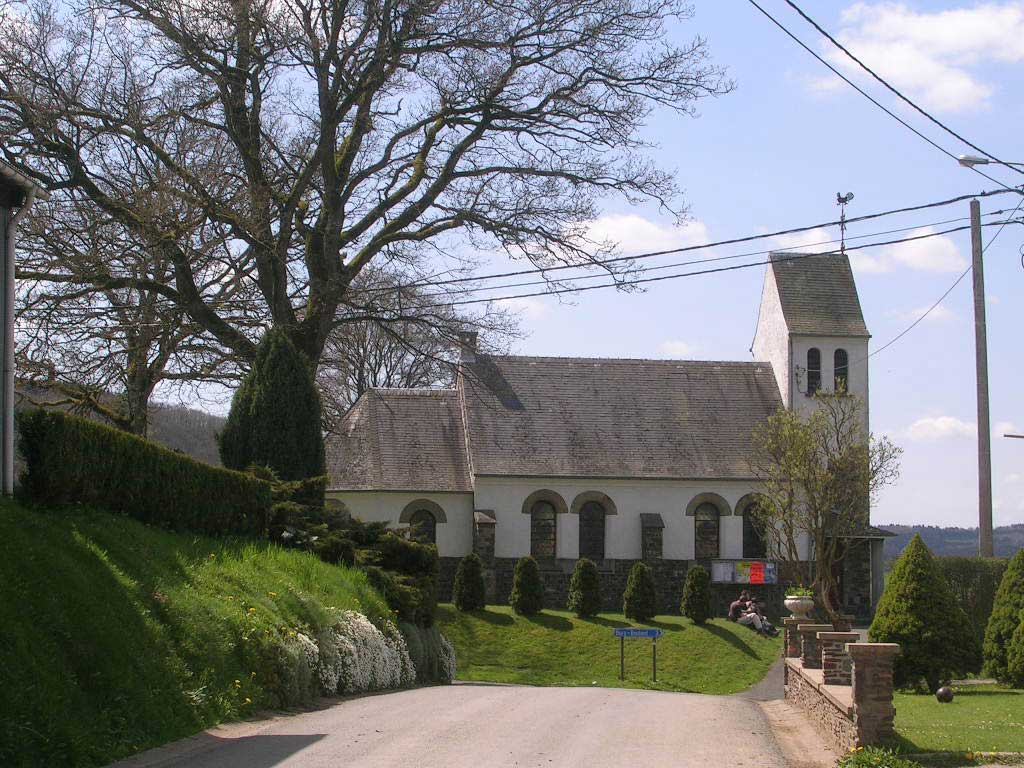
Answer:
xmin=970 ymin=199 xmax=993 ymax=558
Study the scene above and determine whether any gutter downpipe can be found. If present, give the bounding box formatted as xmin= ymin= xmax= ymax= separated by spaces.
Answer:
xmin=4 ymin=188 xmax=35 ymax=495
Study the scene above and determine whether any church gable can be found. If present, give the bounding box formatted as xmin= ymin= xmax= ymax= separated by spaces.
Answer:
xmin=769 ymin=252 xmax=869 ymax=338
xmin=460 ymin=356 xmax=783 ymax=480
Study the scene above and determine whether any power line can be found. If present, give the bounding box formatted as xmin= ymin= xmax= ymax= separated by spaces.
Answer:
xmin=779 ymin=0 xmax=1024 ymax=179
xmin=742 ymin=0 xmax=1023 ymax=194
xmin=360 ymin=187 xmax=1020 ymax=296
xmin=868 ymin=194 xmax=1024 ymax=360
xmin=408 ymin=222 xmax=1018 ymax=311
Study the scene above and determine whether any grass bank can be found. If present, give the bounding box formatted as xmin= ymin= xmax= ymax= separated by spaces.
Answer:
xmin=894 ymin=684 xmax=1024 ymax=755
xmin=0 ymin=499 xmax=390 ymax=767
xmin=436 ymin=604 xmax=780 ymax=694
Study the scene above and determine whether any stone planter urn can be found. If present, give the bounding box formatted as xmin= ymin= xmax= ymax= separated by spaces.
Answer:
xmin=784 ymin=595 xmax=814 ymax=619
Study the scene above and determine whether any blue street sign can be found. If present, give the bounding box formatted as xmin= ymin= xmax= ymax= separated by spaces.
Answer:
xmin=614 ymin=628 xmax=662 ymax=639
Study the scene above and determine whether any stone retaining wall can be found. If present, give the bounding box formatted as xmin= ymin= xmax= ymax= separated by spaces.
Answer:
xmin=784 ymin=659 xmax=857 ymax=748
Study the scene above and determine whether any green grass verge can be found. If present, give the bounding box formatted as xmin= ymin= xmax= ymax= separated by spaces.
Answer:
xmin=894 ymin=684 xmax=1024 ymax=756
xmin=436 ymin=604 xmax=781 ymax=694
xmin=0 ymin=499 xmax=390 ymax=768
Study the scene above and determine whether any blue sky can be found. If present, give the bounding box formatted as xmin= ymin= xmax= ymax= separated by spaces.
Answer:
xmin=482 ymin=1 xmax=1024 ymax=528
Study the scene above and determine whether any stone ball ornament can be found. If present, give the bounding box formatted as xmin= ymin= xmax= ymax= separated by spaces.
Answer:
xmin=935 ymin=686 xmax=954 ymax=703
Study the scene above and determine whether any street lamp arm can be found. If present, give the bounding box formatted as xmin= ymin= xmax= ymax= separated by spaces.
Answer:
xmin=958 ymin=154 xmax=1024 ymax=168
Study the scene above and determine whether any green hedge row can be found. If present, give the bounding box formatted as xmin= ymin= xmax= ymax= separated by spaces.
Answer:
xmin=18 ymin=409 xmax=271 ymax=536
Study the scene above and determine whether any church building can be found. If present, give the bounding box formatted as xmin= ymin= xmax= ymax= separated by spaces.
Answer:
xmin=325 ymin=252 xmax=889 ymax=618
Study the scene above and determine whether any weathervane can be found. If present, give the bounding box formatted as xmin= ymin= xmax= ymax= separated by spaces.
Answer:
xmin=836 ymin=192 xmax=855 ymax=253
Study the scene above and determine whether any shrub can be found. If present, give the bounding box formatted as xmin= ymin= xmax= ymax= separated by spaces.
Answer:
xmin=314 ymin=533 xmax=355 ymax=567
xmin=1007 ymin=612 xmax=1024 ymax=688
xmin=837 ymin=747 xmax=924 ymax=768
xmin=510 ymin=556 xmax=544 ymax=615
xmin=623 ymin=562 xmax=658 ymax=622
xmin=453 ymin=553 xmax=487 ymax=612
xmin=869 ymin=534 xmax=980 ymax=691
xmin=219 ymin=328 xmax=325 ymax=482
xmin=397 ymin=621 xmax=457 ymax=684
xmin=18 ymin=409 xmax=270 ymax=536
xmin=937 ymin=556 xmax=1008 ymax=649
xmin=681 ymin=565 xmax=712 ymax=625
xmin=567 ymin=558 xmax=602 ymax=617
xmin=983 ymin=548 xmax=1024 ymax=683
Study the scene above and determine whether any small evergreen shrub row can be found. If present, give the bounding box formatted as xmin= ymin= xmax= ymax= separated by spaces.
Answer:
xmin=681 ymin=565 xmax=712 ymax=625
xmin=510 ymin=556 xmax=544 ymax=615
xmin=983 ymin=548 xmax=1024 ymax=685
xmin=937 ymin=555 xmax=1008 ymax=649
xmin=623 ymin=562 xmax=657 ymax=621
xmin=453 ymin=553 xmax=486 ymax=611
xmin=18 ymin=409 xmax=270 ymax=536
xmin=567 ymin=558 xmax=602 ymax=617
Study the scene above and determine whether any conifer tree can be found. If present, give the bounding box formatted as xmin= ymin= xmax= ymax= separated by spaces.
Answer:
xmin=983 ymin=548 xmax=1024 ymax=683
xmin=453 ymin=553 xmax=487 ymax=612
xmin=510 ymin=556 xmax=544 ymax=615
xmin=567 ymin=558 xmax=602 ymax=618
xmin=219 ymin=328 xmax=326 ymax=481
xmin=681 ymin=565 xmax=712 ymax=625
xmin=623 ymin=562 xmax=658 ymax=622
xmin=869 ymin=534 xmax=979 ymax=691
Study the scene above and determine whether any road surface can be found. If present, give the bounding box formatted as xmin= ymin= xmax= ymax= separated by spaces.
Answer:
xmin=114 ymin=683 xmax=811 ymax=768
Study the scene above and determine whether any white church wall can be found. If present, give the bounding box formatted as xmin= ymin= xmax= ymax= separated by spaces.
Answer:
xmin=788 ymin=335 xmax=870 ymax=423
xmin=751 ymin=264 xmax=791 ymax=406
xmin=473 ymin=476 xmax=764 ymax=561
xmin=325 ymin=490 xmax=475 ymax=557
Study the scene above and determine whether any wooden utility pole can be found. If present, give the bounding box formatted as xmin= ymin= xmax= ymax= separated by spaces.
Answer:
xmin=970 ymin=199 xmax=993 ymax=558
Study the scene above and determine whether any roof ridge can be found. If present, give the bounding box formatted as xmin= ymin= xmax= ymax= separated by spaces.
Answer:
xmin=484 ymin=355 xmax=769 ymax=366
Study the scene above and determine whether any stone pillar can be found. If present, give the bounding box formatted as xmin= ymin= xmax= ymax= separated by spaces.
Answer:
xmin=473 ymin=510 xmax=497 ymax=602
xmin=783 ymin=617 xmax=803 ymax=658
xmin=797 ymin=623 xmax=833 ymax=669
xmin=818 ymin=632 xmax=859 ymax=685
xmin=847 ymin=643 xmax=900 ymax=746
xmin=832 ymin=614 xmax=857 ymax=632
xmin=640 ymin=513 xmax=664 ymax=561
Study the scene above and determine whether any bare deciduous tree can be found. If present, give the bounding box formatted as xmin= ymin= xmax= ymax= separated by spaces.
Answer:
xmin=749 ymin=394 xmax=902 ymax=622
xmin=0 ymin=0 xmax=731 ymax=371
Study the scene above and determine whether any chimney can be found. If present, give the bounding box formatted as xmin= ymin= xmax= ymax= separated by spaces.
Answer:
xmin=457 ymin=330 xmax=478 ymax=363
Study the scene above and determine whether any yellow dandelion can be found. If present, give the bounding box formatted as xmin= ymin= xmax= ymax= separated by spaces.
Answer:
xmin=244 ymin=697 xmax=252 ymax=705
xmin=248 ymin=607 xmax=256 ymax=614
xmin=268 ymin=591 xmax=277 ymax=598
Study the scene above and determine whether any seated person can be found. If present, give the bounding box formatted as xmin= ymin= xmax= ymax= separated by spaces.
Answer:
xmin=728 ymin=590 xmax=764 ymax=633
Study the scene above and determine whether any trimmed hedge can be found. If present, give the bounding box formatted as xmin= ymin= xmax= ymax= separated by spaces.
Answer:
xmin=937 ymin=556 xmax=1008 ymax=649
xmin=18 ymin=409 xmax=270 ymax=536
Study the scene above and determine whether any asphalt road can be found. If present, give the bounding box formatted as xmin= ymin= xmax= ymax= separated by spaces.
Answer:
xmin=115 ymin=683 xmax=796 ymax=768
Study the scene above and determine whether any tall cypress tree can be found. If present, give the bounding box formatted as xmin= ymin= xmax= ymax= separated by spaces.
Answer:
xmin=219 ymin=328 xmax=326 ymax=481
xmin=983 ymin=548 xmax=1024 ymax=683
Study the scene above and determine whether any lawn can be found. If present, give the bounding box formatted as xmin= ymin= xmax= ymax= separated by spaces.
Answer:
xmin=0 ymin=499 xmax=390 ymax=768
xmin=435 ymin=604 xmax=781 ymax=694
xmin=894 ymin=684 xmax=1024 ymax=755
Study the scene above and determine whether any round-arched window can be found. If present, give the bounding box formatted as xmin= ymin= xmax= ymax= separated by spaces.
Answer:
xmin=409 ymin=508 xmax=437 ymax=544
xmin=579 ymin=501 xmax=606 ymax=561
xmin=694 ymin=502 xmax=720 ymax=560
xmin=531 ymin=500 xmax=557 ymax=558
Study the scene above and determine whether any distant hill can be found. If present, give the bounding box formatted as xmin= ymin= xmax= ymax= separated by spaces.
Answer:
xmin=15 ymin=382 xmax=225 ymax=466
xmin=880 ymin=523 xmax=1024 ymax=562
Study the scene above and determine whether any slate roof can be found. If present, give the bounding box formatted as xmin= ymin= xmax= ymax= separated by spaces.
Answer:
xmin=770 ymin=252 xmax=869 ymax=337
xmin=326 ymin=389 xmax=472 ymax=492
xmin=460 ymin=356 xmax=783 ymax=480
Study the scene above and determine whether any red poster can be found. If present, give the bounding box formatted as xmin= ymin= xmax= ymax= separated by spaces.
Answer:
xmin=749 ymin=561 xmax=765 ymax=584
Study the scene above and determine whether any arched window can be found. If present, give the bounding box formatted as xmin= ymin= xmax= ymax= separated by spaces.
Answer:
xmin=531 ymin=500 xmax=557 ymax=559
xmin=694 ymin=502 xmax=720 ymax=560
xmin=408 ymin=508 xmax=437 ymax=544
xmin=578 ymin=501 xmax=606 ymax=561
xmin=834 ymin=349 xmax=849 ymax=393
xmin=806 ymin=348 xmax=821 ymax=394
xmin=742 ymin=507 xmax=768 ymax=559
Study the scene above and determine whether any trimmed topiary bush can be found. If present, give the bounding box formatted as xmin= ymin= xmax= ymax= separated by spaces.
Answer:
xmin=983 ymin=548 xmax=1024 ymax=683
xmin=18 ymin=409 xmax=270 ymax=536
xmin=869 ymin=534 xmax=980 ymax=692
xmin=1007 ymin=611 xmax=1024 ymax=688
xmin=567 ymin=558 xmax=602 ymax=617
xmin=681 ymin=565 xmax=712 ymax=625
xmin=623 ymin=562 xmax=658 ymax=622
xmin=453 ymin=553 xmax=486 ymax=612
xmin=510 ymin=556 xmax=544 ymax=615
xmin=219 ymin=328 xmax=326 ymax=482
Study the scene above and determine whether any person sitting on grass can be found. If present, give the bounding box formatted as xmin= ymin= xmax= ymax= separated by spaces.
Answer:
xmin=729 ymin=590 xmax=777 ymax=636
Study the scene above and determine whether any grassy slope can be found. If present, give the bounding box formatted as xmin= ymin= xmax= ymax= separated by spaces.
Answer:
xmin=894 ymin=685 xmax=1024 ymax=754
xmin=436 ymin=604 xmax=781 ymax=694
xmin=0 ymin=500 xmax=389 ymax=768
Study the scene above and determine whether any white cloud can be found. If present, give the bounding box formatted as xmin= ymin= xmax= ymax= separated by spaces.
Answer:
xmin=823 ymin=2 xmax=1024 ymax=113
xmin=995 ymin=420 xmax=1021 ymax=436
xmin=877 ymin=227 xmax=968 ymax=273
xmin=656 ymin=339 xmax=700 ymax=358
xmin=584 ymin=214 xmax=709 ymax=256
xmin=885 ymin=303 xmax=956 ymax=325
xmin=906 ymin=415 xmax=976 ymax=441
xmin=494 ymin=296 xmax=548 ymax=319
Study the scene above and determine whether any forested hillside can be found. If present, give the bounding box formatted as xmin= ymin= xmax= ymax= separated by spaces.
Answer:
xmin=881 ymin=523 xmax=1024 ymax=561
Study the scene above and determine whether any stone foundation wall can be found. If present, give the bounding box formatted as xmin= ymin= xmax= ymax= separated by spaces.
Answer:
xmin=784 ymin=660 xmax=857 ymax=749
xmin=438 ymin=556 xmax=789 ymax=616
